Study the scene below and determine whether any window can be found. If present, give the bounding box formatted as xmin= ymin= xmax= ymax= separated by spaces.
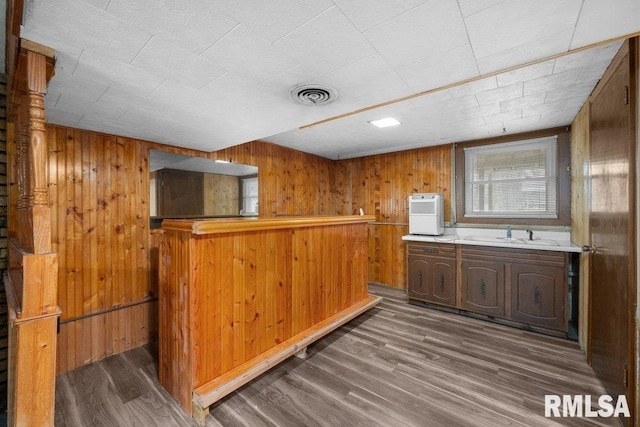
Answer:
xmin=464 ymin=136 xmax=558 ymax=218
xmin=454 ymin=129 xmax=570 ymax=226
xmin=241 ymin=176 xmax=258 ymax=215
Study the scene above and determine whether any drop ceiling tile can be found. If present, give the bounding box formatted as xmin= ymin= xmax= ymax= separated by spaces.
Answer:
xmin=46 ymin=109 xmax=84 ymax=127
xmin=274 ymin=6 xmax=376 ymax=75
xmin=408 ymin=90 xmax=454 ymax=109
xmin=500 ymin=92 xmax=546 ymax=113
xmin=323 ymin=54 xmax=408 ymax=99
xmin=73 ymin=51 xmax=166 ymax=98
xmin=496 ymin=61 xmax=555 ymax=87
xmin=22 ymin=0 xmax=151 ymax=63
xmin=465 ymin=0 xmax=581 ymax=59
xmin=475 ymin=83 xmax=522 ymax=106
xmin=212 ymin=0 xmax=333 ymax=43
xmin=100 ymin=87 xmax=169 ymax=117
xmin=200 ymin=25 xmax=298 ymax=82
xmin=56 ymin=93 xmax=126 ymax=121
xmin=364 ymin=0 xmax=468 ymax=68
xmin=483 ymin=109 xmax=522 ymax=125
xmin=476 ymin=29 xmax=574 ymax=75
xmin=79 ymin=0 xmax=110 ymax=10
xmin=147 ymin=81 xmax=217 ymax=113
xmin=46 ymin=69 xmax=109 ymax=102
xmin=332 ymin=0 xmax=427 ymax=32
xmin=131 ymin=37 xmax=226 ymax=90
xmin=502 ymin=114 xmax=542 ymax=133
xmin=571 ymin=0 xmax=640 ymax=48
xmin=201 ymin=71 xmax=283 ymax=111
xmin=447 ymin=77 xmax=497 ymax=99
xmin=106 ymin=0 xmax=239 ymax=56
xmin=522 ymin=96 xmax=585 ymax=117
xmin=578 ymin=62 xmax=612 ymax=83
xmin=398 ymin=44 xmax=479 ymax=92
xmin=543 ymin=80 xmax=598 ymax=104
xmin=457 ymin=0 xmax=505 ymax=18
xmin=523 ymin=68 xmax=582 ymax=96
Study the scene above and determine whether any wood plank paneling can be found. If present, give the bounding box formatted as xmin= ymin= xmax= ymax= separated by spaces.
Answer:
xmin=213 ymin=140 xmax=337 ymax=217
xmin=47 ymin=125 xmax=157 ymax=373
xmin=159 ymin=218 xmax=373 ymax=413
xmin=335 ymin=145 xmax=452 ymax=288
xmin=47 ymin=122 xmax=453 ymax=372
xmin=571 ymin=102 xmax=590 ymax=351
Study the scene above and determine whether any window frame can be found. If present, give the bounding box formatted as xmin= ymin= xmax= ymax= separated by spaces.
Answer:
xmin=454 ymin=128 xmax=571 ymax=226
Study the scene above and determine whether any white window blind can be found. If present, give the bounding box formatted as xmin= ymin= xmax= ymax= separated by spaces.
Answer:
xmin=464 ymin=136 xmax=558 ymax=218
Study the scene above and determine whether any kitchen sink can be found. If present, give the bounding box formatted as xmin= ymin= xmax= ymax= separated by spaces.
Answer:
xmin=464 ymin=236 xmax=525 ymax=243
xmin=523 ymin=239 xmax=559 ymax=246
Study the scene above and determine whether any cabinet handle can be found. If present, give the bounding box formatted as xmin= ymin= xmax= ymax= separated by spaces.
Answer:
xmin=479 ymin=279 xmax=486 ymax=298
xmin=439 ymin=272 xmax=445 ymax=290
xmin=418 ymin=271 xmax=422 ymax=287
xmin=534 ymin=286 xmax=540 ymax=306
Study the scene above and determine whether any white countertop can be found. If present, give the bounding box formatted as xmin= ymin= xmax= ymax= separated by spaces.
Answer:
xmin=402 ymin=227 xmax=583 ymax=253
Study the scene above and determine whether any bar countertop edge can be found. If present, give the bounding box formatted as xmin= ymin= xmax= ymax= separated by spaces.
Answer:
xmin=161 ymin=215 xmax=377 ymax=234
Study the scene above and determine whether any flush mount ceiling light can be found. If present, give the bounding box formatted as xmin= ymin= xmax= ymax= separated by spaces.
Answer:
xmin=290 ymin=84 xmax=337 ymax=106
xmin=368 ymin=117 xmax=401 ymax=128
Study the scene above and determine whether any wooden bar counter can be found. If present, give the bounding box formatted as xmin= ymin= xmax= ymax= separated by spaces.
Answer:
xmin=159 ymin=215 xmax=381 ymax=424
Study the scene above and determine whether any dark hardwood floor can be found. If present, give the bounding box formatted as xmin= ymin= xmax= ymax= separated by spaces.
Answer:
xmin=55 ymin=284 xmax=619 ymax=426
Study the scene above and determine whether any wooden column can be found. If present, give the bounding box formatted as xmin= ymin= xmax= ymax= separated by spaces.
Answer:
xmin=5 ymin=39 xmax=59 ymax=427
xmin=26 ymin=50 xmax=51 ymax=255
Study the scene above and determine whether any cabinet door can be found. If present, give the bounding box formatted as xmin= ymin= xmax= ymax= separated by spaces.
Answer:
xmin=430 ymin=259 xmax=456 ymax=307
xmin=461 ymin=260 xmax=505 ymax=317
xmin=511 ymin=264 xmax=566 ymax=331
xmin=407 ymin=256 xmax=431 ymax=301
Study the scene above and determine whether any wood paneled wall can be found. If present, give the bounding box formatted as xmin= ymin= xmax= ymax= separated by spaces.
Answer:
xmin=213 ymin=141 xmax=337 ymax=217
xmin=203 ymin=173 xmax=239 ymax=216
xmin=46 ymin=120 xmax=453 ymax=372
xmin=47 ymin=125 xmax=157 ymax=372
xmin=334 ymin=145 xmax=452 ymax=288
xmin=571 ymin=103 xmax=590 ymax=350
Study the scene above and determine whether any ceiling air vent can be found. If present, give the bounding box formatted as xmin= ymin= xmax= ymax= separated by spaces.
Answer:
xmin=290 ymin=84 xmax=337 ymax=106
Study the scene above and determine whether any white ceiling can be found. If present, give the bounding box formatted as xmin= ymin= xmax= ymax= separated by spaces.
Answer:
xmin=21 ymin=0 xmax=640 ymax=160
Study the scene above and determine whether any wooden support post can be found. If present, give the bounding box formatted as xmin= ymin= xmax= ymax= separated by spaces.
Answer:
xmin=5 ymin=39 xmax=58 ymax=427
xmin=26 ymin=50 xmax=51 ymax=255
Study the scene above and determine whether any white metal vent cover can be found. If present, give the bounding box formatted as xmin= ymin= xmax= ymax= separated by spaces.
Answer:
xmin=290 ymin=84 xmax=337 ymax=106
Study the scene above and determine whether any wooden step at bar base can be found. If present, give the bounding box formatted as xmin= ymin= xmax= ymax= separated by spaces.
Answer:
xmin=191 ymin=295 xmax=382 ymax=426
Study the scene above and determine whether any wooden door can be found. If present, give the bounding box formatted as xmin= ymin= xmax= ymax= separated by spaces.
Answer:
xmin=461 ymin=260 xmax=505 ymax=317
xmin=589 ymin=40 xmax=635 ymax=420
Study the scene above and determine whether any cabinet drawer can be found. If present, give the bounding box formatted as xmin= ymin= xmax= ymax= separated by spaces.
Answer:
xmin=408 ymin=242 xmax=456 ymax=258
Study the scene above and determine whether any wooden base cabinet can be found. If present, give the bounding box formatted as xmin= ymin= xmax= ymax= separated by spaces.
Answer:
xmin=407 ymin=243 xmax=456 ymax=307
xmin=407 ymin=242 xmax=570 ymax=335
xmin=510 ymin=263 xmax=566 ymax=331
xmin=461 ymin=259 xmax=505 ymax=317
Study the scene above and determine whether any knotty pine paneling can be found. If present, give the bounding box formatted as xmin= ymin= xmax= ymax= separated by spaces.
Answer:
xmin=48 ymin=125 xmax=157 ymax=372
xmin=571 ymin=103 xmax=590 ymax=350
xmin=47 ymin=121 xmax=452 ymax=371
xmin=213 ymin=140 xmax=337 ymax=217
xmin=335 ymin=145 xmax=452 ymax=288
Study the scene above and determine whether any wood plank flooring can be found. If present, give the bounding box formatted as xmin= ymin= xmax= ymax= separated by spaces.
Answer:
xmin=54 ymin=284 xmax=619 ymax=426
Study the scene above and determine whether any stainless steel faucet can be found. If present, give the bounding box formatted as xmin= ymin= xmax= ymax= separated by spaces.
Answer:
xmin=526 ymin=229 xmax=534 ymax=241
xmin=506 ymin=226 xmax=512 ymax=238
